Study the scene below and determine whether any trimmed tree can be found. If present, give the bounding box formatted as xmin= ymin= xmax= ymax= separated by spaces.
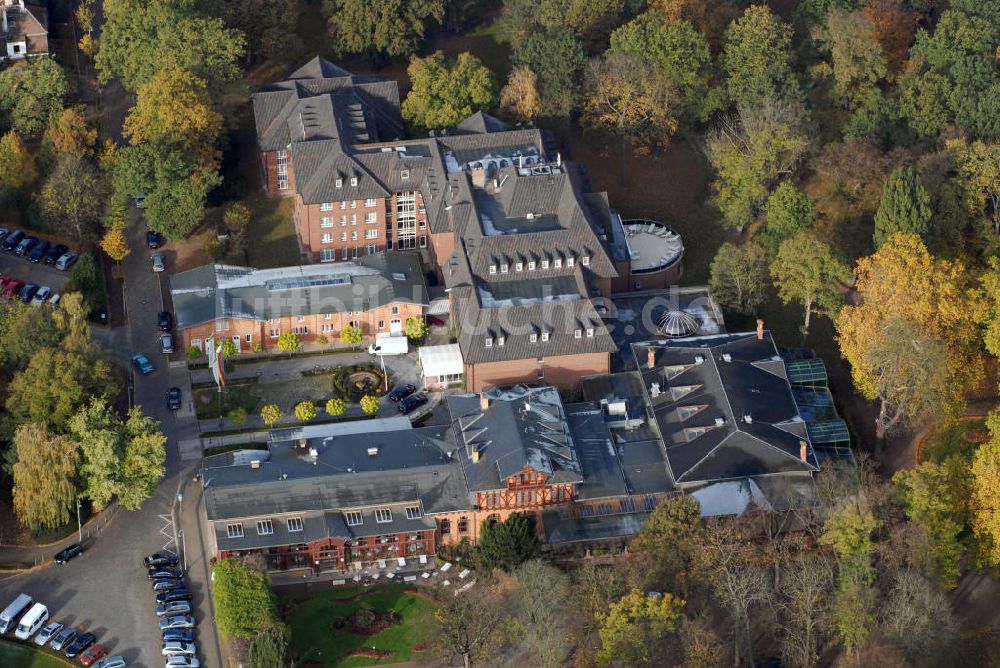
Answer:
xmin=100 ymin=226 xmax=131 ymax=264
xmin=276 ymin=331 xmax=300 ymax=354
xmin=186 ymin=345 xmax=203 ymax=361
xmin=294 ymin=401 xmax=317 ymax=421
xmin=477 ymin=512 xmax=541 ymax=572
xmin=359 ymin=395 xmax=380 ymax=415
xmin=873 ymin=166 xmax=933 ymax=248
xmin=325 ymin=398 xmax=346 ymax=417
xmin=404 ymin=316 xmax=428 ymax=342
xmin=260 ymin=404 xmax=282 ymax=426
xmin=220 ymin=338 xmax=238 ymax=358
xmin=212 ymin=558 xmax=276 ymax=639
xmin=227 ymin=407 xmax=248 ymax=425
xmin=340 ymin=324 xmax=363 ymax=349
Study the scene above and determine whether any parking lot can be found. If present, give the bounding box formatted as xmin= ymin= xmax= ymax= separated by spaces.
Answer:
xmin=0 ymin=239 xmax=74 ymax=297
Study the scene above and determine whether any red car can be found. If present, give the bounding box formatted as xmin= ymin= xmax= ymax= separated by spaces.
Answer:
xmin=80 ymin=644 xmax=108 ymax=666
xmin=2 ymin=278 xmax=24 ymax=299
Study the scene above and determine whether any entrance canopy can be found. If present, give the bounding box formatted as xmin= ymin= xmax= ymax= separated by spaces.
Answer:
xmin=419 ymin=344 xmax=464 ymax=377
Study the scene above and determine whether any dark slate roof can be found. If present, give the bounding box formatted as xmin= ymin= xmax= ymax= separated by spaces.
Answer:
xmin=170 ymin=252 xmax=428 ymax=329
xmin=447 ymin=386 xmax=585 ymax=492
xmin=632 ymin=332 xmax=819 ymax=485
xmin=203 ymin=424 xmax=470 ymax=523
xmin=453 ymin=111 xmax=514 ymax=135
xmin=540 ymin=508 xmax=654 ymax=544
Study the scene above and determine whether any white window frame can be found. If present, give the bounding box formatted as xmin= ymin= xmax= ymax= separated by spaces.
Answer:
xmin=586 ymin=327 xmax=594 ymax=337
xmin=256 ymin=519 xmax=274 ymax=536
xmin=345 ymin=511 xmax=363 ymax=526
xmin=529 ymin=332 xmax=537 ymax=343
xmin=582 ymin=255 xmax=590 ymax=266
xmin=276 ymin=150 xmax=289 ymax=190
xmin=528 ymin=260 xmax=536 ymax=271
xmin=375 ymin=508 xmax=393 ymax=523
xmin=320 ymin=217 xmax=333 ymax=228
xmin=320 ymin=202 xmax=333 ymax=212
xmin=321 ymin=233 xmax=333 ymax=244
xmin=485 ymin=337 xmax=493 ymax=348
xmin=401 ymin=169 xmax=410 ymax=180
xmin=567 ymin=256 xmax=575 ymax=267
xmin=320 ymin=248 xmax=336 ymax=262
xmin=365 ymin=212 xmax=377 ymax=224
xmin=226 ymin=523 xmax=244 ymax=538
xmin=405 ymin=506 xmax=421 ymax=520
xmin=365 ymin=198 xmax=377 ymax=208
xmin=515 ymin=262 xmax=523 ymax=272
xmin=541 ymin=331 xmax=550 ymax=342
xmin=335 ymin=178 xmax=343 ymax=188
xmin=497 ymin=336 xmax=505 ymax=347
xmin=554 ymin=258 xmax=562 ymax=268
xmin=574 ymin=329 xmax=582 ymax=339
xmin=287 ymin=517 xmax=303 ymax=532
xmin=350 ymin=176 xmax=358 ymax=187
xmin=542 ymin=259 xmax=550 ymax=269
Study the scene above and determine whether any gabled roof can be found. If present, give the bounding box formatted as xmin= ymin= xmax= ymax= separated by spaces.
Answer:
xmin=447 ymin=386 xmax=585 ymax=492
xmin=633 ymin=332 xmax=819 ymax=485
xmin=454 ymin=111 xmax=514 ymax=135
xmin=169 ymin=252 xmax=428 ymax=328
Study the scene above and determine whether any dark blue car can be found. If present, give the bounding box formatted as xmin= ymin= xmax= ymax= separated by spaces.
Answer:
xmin=131 ymin=354 xmax=154 ymax=374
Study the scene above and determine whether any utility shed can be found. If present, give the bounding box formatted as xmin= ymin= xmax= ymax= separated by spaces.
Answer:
xmin=419 ymin=344 xmax=464 ymax=388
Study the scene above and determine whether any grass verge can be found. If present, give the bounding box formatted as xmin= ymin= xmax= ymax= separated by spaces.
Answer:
xmin=282 ymin=584 xmax=438 ymax=667
xmin=194 ymin=384 xmax=262 ymax=420
xmin=0 ymin=639 xmax=76 ymax=667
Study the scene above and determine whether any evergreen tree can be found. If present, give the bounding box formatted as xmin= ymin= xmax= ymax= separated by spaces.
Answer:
xmin=478 ymin=512 xmax=541 ymax=572
xmin=873 ymin=166 xmax=933 ymax=248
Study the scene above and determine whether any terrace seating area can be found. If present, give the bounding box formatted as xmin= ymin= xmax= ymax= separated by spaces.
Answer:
xmin=623 ymin=219 xmax=684 ymax=273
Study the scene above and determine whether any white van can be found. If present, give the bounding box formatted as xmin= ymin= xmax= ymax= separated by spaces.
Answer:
xmin=14 ymin=602 xmax=47 ymax=640
xmin=0 ymin=593 xmax=32 ymax=634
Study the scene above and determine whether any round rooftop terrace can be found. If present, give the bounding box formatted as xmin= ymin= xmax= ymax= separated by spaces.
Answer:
xmin=623 ymin=219 xmax=684 ymax=274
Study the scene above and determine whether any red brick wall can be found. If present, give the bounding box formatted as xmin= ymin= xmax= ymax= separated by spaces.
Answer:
xmin=261 ymin=150 xmax=296 ymax=196
xmin=464 ymin=352 xmax=610 ymax=392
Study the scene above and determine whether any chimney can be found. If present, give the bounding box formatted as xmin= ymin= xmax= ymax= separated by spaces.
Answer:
xmin=800 ymin=440 xmax=808 ymax=462
xmin=297 ymin=438 xmax=307 ymax=449
xmin=479 ymin=391 xmax=489 ymax=411
xmin=647 ymin=347 xmax=656 ymax=369
xmin=470 ymin=445 xmax=481 ymax=463
xmin=250 ymin=460 xmax=261 ymax=470
xmin=757 ymin=319 xmax=764 ymax=340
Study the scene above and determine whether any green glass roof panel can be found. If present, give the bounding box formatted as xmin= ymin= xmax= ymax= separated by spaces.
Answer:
xmin=787 ymin=359 xmax=828 ymax=385
xmin=807 ymin=420 xmax=851 ymax=445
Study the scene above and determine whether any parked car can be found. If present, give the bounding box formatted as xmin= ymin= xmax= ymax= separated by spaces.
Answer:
xmin=14 ymin=236 xmax=37 ymax=256
xmin=151 ymin=253 xmax=164 ymax=272
xmin=19 ymin=283 xmax=38 ymax=303
xmin=166 ymin=388 xmax=182 ymax=411
xmin=0 ymin=228 xmax=9 ymax=244
xmin=64 ymin=631 xmax=97 ymax=657
xmin=131 ymin=354 xmax=154 ymax=375
xmin=426 ymin=315 xmax=446 ymax=328
xmin=148 ymin=566 xmax=182 ymax=580
xmin=50 ymin=626 xmax=77 ymax=651
xmin=80 ymin=643 xmax=108 ymax=666
xmin=3 ymin=279 xmax=24 ymax=299
xmin=55 ymin=252 xmax=79 ymax=270
xmin=388 ymin=384 xmax=417 ymax=402
xmin=31 ymin=286 xmax=51 ymax=306
xmin=157 ymin=311 xmax=173 ymax=331
xmin=156 ymin=589 xmax=191 ymax=605
xmin=160 ymin=333 xmax=174 ymax=354
xmin=49 ymin=293 xmax=61 ymax=306
xmin=44 ymin=244 xmax=68 ymax=265
xmin=152 ymin=579 xmax=184 ymax=592
xmin=398 ymin=394 xmax=428 ymax=414
xmin=94 ymin=656 xmax=126 ymax=668
xmin=156 ymin=601 xmax=191 ymax=617
xmin=159 ymin=615 xmax=195 ymax=631
xmin=146 ymin=230 xmax=160 ymax=248
xmin=161 ymin=629 xmax=193 ymax=644
xmin=34 ymin=622 xmax=63 ymax=646
xmin=161 ymin=641 xmax=196 ymax=657
xmin=164 ymin=657 xmax=199 ymax=668
xmin=2 ymin=229 xmax=24 ymax=251
xmin=53 ymin=543 xmax=83 ymax=564
xmin=28 ymin=239 xmax=50 ymax=263
xmin=143 ymin=552 xmax=179 ymax=569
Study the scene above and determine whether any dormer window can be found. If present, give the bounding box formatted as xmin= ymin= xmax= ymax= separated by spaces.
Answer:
xmin=554 ymin=257 xmax=562 ymax=268
xmin=586 ymin=327 xmax=594 ymax=337
xmin=401 ymin=169 xmax=410 ymax=180
xmin=497 ymin=335 xmax=505 ymax=347
xmin=489 ymin=264 xmax=497 ymax=274
xmin=541 ymin=331 xmax=549 ymax=342
xmin=485 ymin=337 xmax=493 ymax=348
xmin=350 ymin=176 xmax=358 ymax=187
xmin=574 ymin=328 xmax=582 ymax=339
xmin=581 ymin=255 xmax=591 ymax=266
xmin=500 ymin=263 xmax=509 ymax=273
xmin=567 ymin=256 xmax=575 ymax=267
xmin=530 ymin=332 xmax=538 ymax=343
xmin=528 ymin=260 xmax=536 ymax=271
xmin=541 ymin=259 xmax=550 ymax=270
xmin=515 ymin=262 xmax=523 ymax=272
xmin=335 ymin=178 xmax=343 ymax=188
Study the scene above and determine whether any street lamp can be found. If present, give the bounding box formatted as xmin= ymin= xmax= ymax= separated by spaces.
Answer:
xmin=76 ymin=498 xmax=82 ymax=544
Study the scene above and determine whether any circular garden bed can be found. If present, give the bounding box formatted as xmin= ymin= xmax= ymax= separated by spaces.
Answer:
xmin=332 ymin=364 xmax=389 ymax=401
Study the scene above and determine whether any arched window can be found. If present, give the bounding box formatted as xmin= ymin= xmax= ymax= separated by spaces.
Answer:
xmin=439 ymin=519 xmax=451 ymax=535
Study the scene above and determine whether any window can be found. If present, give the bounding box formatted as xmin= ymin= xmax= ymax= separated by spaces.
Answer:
xmin=528 ymin=260 xmax=536 ymax=271
xmin=419 ymin=236 xmax=427 ymax=248
xmin=391 ymin=306 xmax=399 ymax=315
xmin=256 ymin=519 xmax=274 ymax=535
xmin=342 ymin=248 xmax=349 ymax=260
xmin=365 ymin=212 xmax=377 ymax=224
xmin=378 ymin=320 xmax=385 ymax=329
xmin=581 ymin=255 xmax=590 ymax=266
xmin=574 ymin=329 xmax=582 ymax=339
xmin=320 ymin=217 xmax=333 ymax=228
xmin=541 ymin=331 xmax=549 ymax=341
xmin=395 ymin=191 xmax=417 ymax=249
xmin=375 ymin=508 xmax=392 ymax=523
xmin=335 ymin=178 xmax=343 ymax=188
xmin=497 ymin=336 xmax=505 ymax=347
xmin=485 ymin=337 xmax=493 ymax=348
xmin=287 ymin=517 xmax=303 ymax=532
xmin=269 ymin=328 xmax=280 ymax=338
xmin=191 ymin=339 xmax=202 ymax=351
xmin=340 ymin=215 xmax=346 ymax=226
xmin=340 ymin=201 xmax=347 ymax=210
xmin=321 ymin=324 xmax=333 ymax=333
xmin=586 ymin=327 xmax=594 ymax=337
xmin=215 ymin=321 xmax=222 ymax=332
xmin=324 ymin=313 xmax=333 ymax=320
xmin=541 ymin=259 xmax=550 ymax=269
xmin=529 ymin=332 xmax=537 ymax=343
xmin=365 ymin=198 xmax=376 ymax=208
xmin=320 ymin=202 xmax=333 ymax=211
xmin=458 ymin=517 xmax=469 ymax=534
xmin=351 ymin=231 xmax=358 ymax=241
xmin=276 ymin=150 xmax=288 ymax=190
xmin=321 ymin=233 xmax=333 ymax=244
xmin=365 ymin=229 xmax=378 ymax=239
xmin=350 ymin=176 xmax=358 ymax=187
xmin=554 ymin=258 xmax=562 ymax=268
xmin=440 ymin=519 xmax=451 ymax=535
xmin=297 ymin=316 xmax=306 ymax=323
xmin=245 ymin=334 xmax=252 ymax=343
xmin=489 ymin=264 xmax=497 ymax=274
xmin=366 ymin=244 xmax=376 ymax=255
xmin=350 ymin=214 xmax=357 ymax=225
xmin=345 ymin=511 xmax=363 ymax=526
xmin=401 ymin=169 xmax=410 ymax=180
xmin=516 ymin=262 xmax=523 ymax=272
xmin=294 ymin=326 xmax=308 ymax=335
xmin=419 ymin=219 xmax=426 ymax=230
xmin=405 ymin=506 xmax=421 ymax=520
xmin=226 ymin=523 xmax=244 ymax=538
xmin=351 ymin=200 xmax=357 ymax=209
xmin=501 ymin=263 xmax=509 ymax=273
xmin=567 ymin=256 xmax=575 ymax=267
xmin=341 ymin=232 xmax=347 ymax=241
xmin=320 ymin=248 xmax=336 ymax=263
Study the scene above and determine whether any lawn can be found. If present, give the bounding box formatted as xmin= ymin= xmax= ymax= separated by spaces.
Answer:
xmin=920 ymin=418 xmax=989 ymax=463
xmin=193 ymin=383 xmax=262 ymax=420
xmin=0 ymin=640 xmax=75 ymax=668
xmin=282 ymin=584 xmax=439 ymax=667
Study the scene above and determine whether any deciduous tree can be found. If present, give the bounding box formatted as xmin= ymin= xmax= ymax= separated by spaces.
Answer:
xmin=836 ymin=234 xmax=986 ymax=439
xmin=631 ymin=495 xmax=705 ymax=594
xmin=0 ymin=57 xmax=70 ymax=136
xmin=816 ymin=10 xmax=888 ymax=108
xmin=212 ymin=558 xmax=276 ymax=638
xmin=227 ymin=407 xmax=248 ymax=425
xmin=45 ymin=107 xmax=98 ymax=160
xmin=323 ymin=0 xmax=445 ymax=61
xmin=764 ymin=182 xmax=813 ymax=257
xmin=862 ymin=0 xmax=917 ymax=74
xmin=499 ymin=67 xmax=541 ymax=123
xmin=0 ymin=131 xmax=36 ymax=188
xmin=510 ymin=560 xmax=574 ymax=666
xmin=771 ymin=232 xmax=849 ymax=334
xmin=249 ymin=623 xmax=290 ymax=668
xmin=359 ymin=395 xmax=380 ymax=415
xmin=68 ymin=399 xmax=124 ymax=511
xmin=873 ymin=166 xmax=933 ymax=248
xmin=971 ymin=412 xmax=1000 ymax=566
xmin=100 ymin=226 xmax=131 ymax=263
xmin=709 ymin=242 xmax=768 ymax=315
xmin=402 ymin=52 xmax=495 ymax=134
xmin=41 ymin=156 xmax=108 ymax=243
xmin=260 ymin=404 xmax=282 ymax=426
xmin=220 ymin=338 xmax=238 ymax=358
xmin=580 ymin=52 xmax=679 ymax=156
xmin=776 ymin=556 xmax=833 ymax=668
xmin=512 ymin=28 xmax=586 ymax=118
xmin=222 ymin=0 xmax=296 ymax=66
xmin=404 ymin=316 xmax=428 ymax=341
xmin=294 ymin=401 xmax=317 ymax=421
xmin=948 ymin=138 xmax=1000 ymax=236
xmin=597 ymin=588 xmax=685 ymax=667
xmin=118 ymin=407 xmax=166 ymax=511
xmin=723 ymin=5 xmax=798 ymax=107
xmin=0 ymin=300 xmax=66 ymax=373
xmin=277 ymin=331 xmax=300 ymax=353
xmin=881 ymin=569 xmax=957 ymax=664
xmin=325 ymin=398 xmax=346 ymax=417
xmin=478 ymin=512 xmax=541 ymax=571
xmin=339 ymin=325 xmax=362 ymax=349
xmin=12 ymin=424 xmax=80 ymax=530
xmin=432 ymin=581 xmax=508 ymax=668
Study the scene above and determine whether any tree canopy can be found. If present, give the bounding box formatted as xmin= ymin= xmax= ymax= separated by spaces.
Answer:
xmin=323 ymin=0 xmax=445 ymax=60
xmin=512 ymin=28 xmax=586 ymax=118
xmin=212 ymin=558 xmax=277 ymax=638
xmin=41 ymin=156 xmax=108 ymax=243
xmin=478 ymin=512 xmax=541 ymax=571
xmin=0 ymin=57 xmax=70 ymax=136
xmin=723 ymin=5 xmax=798 ymax=107
xmin=11 ymin=424 xmax=80 ymax=530
xmin=402 ymin=52 xmax=496 ymax=134
xmin=771 ymin=231 xmax=849 ymax=333
xmin=709 ymin=241 xmax=768 ymax=315
xmin=873 ymin=166 xmax=934 ymax=248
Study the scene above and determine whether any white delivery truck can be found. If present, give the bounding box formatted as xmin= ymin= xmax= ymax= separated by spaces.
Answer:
xmin=15 ymin=602 xmax=48 ymax=640
xmin=0 ymin=593 xmax=33 ymax=635
xmin=368 ymin=333 xmax=408 ymax=356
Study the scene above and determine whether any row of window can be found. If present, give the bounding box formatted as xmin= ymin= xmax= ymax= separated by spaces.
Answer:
xmin=345 ymin=505 xmax=421 ymax=527
xmin=488 ymin=254 xmax=591 ymax=275
xmin=321 ymin=230 xmax=379 ymax=243
xmin=227 ymin=516 xmax=303 ymax=539
xmin=319 ymin=199 xmax=378 ymax=211
xmin=318 ymin=238 xmax=427 ymax=262
xmin=319 ymin=213 xmax=378 ymax=227
xmin=484 ymin=327 xmax=595 ymax=348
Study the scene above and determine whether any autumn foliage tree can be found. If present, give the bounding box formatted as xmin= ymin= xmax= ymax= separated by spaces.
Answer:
xmin=0 ymin=131 xmax=36 ymax=187
xmin=499 ymin=66 xmax=541 ymax=122
xmin=45 ymin=107 xmax=98 ymax=160
xmin=402 ymin=52 xmax=496 ymax=134
xmin=12 ymin=424 xmax=80 ymax=530
xmin=100 ymin=226 xmax=131 ymax=263
xmin=597 ymin=589 xmax=686 ymax=667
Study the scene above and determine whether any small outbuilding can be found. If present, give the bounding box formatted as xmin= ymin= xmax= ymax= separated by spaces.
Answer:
xmin=419 ymin=344 xmax=464 ymax=389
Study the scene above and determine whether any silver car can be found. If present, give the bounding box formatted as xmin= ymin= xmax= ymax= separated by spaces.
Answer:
xmin=34 ymin=622 xmax=63 ymax=646
xmin=160 ymin=333 xmax=174 ymax=354
xmin=95 ymin=657 xmax=126 ymax=668
xmin=151 ymin=253 xmax=165 ymax=272
xmin=156 ymin=600 xmax=191 ymax=617
xmin=161 ymin=641 xmax=196 ymax=656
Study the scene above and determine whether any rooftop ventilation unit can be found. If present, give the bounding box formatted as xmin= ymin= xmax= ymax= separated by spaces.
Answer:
xmin=650 ymin=382 xmax=661 ymax=397
xmin=308 ymin=447 xmax=318 ymax=458
xmin=722 ymin=353 xmax=732 ymax=362
xmin=743 ymin=414 xmax=753 ymax=424
xmin=250 ymin=460 xmax=261 ymax=469
xmin=715 ymin=417 xmax=725 ymax=427
xmin=367 ymin=447 xmax=379 ymax=457
xmin=694 ymin=355 xmax=705 ymax=365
